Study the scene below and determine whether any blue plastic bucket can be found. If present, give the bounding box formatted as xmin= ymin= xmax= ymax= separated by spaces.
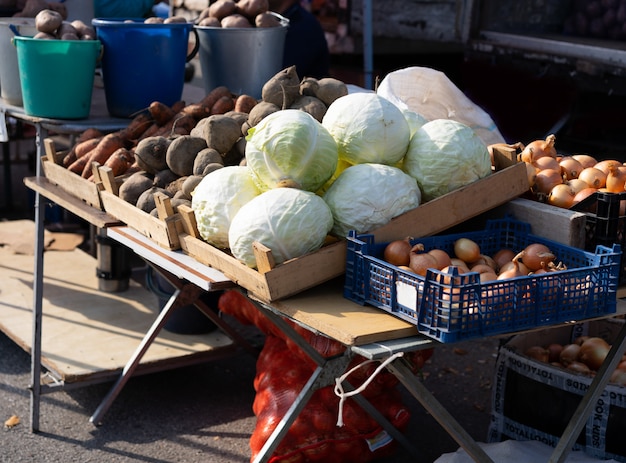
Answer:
xmin=13 ymin=37 xmax=101 ymax=119
xmin=93 ymin=19 xmax=198 ymax=118
xmin=195 ymin=15 xmax=288 ymax=99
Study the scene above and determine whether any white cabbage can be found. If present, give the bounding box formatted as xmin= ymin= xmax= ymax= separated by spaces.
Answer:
xmin=191 ymin=166 xmax=261 ymax=248
xmin=229 ymin=188 xmax=334 ymax=268
xmin=321 ymin=93 xmax=411 ymax=166
xmin=403 ymin=119 xmax=492 ymax=202
xmin=323 ymin=163 xmax=421 ymax=237
xmin=245 ymin=109 xmax=338 ymax=192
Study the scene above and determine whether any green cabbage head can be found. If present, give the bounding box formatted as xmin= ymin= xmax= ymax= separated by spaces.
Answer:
xmin=191 ymin=166 xmax=261 ymax=249
xmin=323 ymin=163 xmax=421 ymax=237
xmin=403 ymin=119 xmax=492 ymax=202
xmin=229 ymin=187 xmax=334 ymax=268
xmin=321 ymin=93 xmax=411 ymax=166
xmin=245 ymin=109 xmax=338 ymax=192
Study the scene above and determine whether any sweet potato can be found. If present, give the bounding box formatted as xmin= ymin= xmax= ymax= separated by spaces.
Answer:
xmin=198 ymin=85 xmax=232 ymax=111
xmin=234 ymin=94 xmax=257 ymax=114
xmin=81 ymin=133 xmax=127 ymax=178
xmin=103 ymin=147 xmax=134 ymax=177
xmin=211 ymin=95 xmax=235 ymax=115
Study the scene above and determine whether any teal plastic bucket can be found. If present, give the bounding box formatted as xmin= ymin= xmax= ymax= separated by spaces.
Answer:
xmin=92 ymin=19 xmax=198 ymax=118
xmin=195 ymin=16 xmax=288 ymax=99
xmin=13 ymin=37 xmax=101 ymax=119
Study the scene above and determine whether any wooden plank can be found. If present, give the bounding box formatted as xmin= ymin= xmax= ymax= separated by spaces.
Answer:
xmin=0 ymin=246 xmax=235 ymax=383
xmin=250 ymin=278 xmax=419 ymax=346
xmin=371 ymin=162 xmax=530 ymax=242
xmin=24 ymin=176 xmax=121 ymax=229
xmin=505 ymin=198 xmax=587 ymax=248
xmin=40 ymin=156 xmax=103 ymax=209
xmin=100 ymin=190 xmax=181 ymax=250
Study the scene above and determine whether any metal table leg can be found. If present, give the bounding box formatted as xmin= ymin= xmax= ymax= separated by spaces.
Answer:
xmin=29 ymin=123 xmax=47 ymax=433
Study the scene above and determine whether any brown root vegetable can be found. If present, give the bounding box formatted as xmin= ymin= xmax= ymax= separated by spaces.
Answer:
xmin=35 ymin=8 xmax=63 ymax=33
xmin=56 ymin=21 xmax=77 ymax=38
xmin=103 ymin=147 xmax=134 ymax=177
xmin=80 ymin=133 xmax=127 ymax=178
xmin=300 ymin=77 xmax=319 ymax=96
xmin=134 ymin=136 xmax=172 ymax=174
xmin=198 ymin=86 xmax=233 ymax=111
xmin=60 ymin=31 xmax=79 ymax=40
xmin=315 ymin=77 xmax=349 ymax=106
xmin=234 ymin=94 xmax=258 ymax=114
xmin=166 ymin=135 xmax=208 ymax=177
xmin=198 ymin=16 xmax=221 ymax=27
xmin=70 ymin=19 xmax=95 ymax=38
xmin=255 ymin=12 xmax=281 ymax=27
xmin=221 ymin=14 xmax=253 ymax=28
xmin=122 ymin=112 xmax=154 ymax=140
xmin=135 ymin=186 xmax=172 ymax=213
xmin=181 ymin=103 xmax=212 ymax=120
xmin=33 ymin=31 xmax=55 ymax=39
xmin=246 ymin=100 xmax=280 ymax=127
xmin=290 ymin=95 xmax=327 ymax=122
xmin=211 ymin=95 xmax=236 ymax=115
xmin=222 ymin=142 xmax=244 ymax=166
xmin=209 ymin=0 xmax=237 ymax=19
xmin=118 ymin=171 xmax=154 ymax=205
xmin=144 ymin=17 xmax=164 ymax=24
xmin=153 ymin=168 xmax=180 ymax=189
xmin=149 ymin=101 xmax=176 ymax=126
xmin=196 ymin=7 xmax=212 ymax=23
xmin=261 ymin=65 xmax=300 ymax=109
xmin=202 ymin=162 xmax=225 ymax=176
xmin=191 ymin=114 xmax=242 ymax=154
xmin=165 ymin=176 xmax=187 ymax=196
xmin=236 ymin=0 xmax=269 ymax=20
xmin=181 ymin=174 xmax=203 ymax=198
xmin=164 ymin=16 xmax=187 ymax=24
xmin=224 ymin=111 xmax=249 ymax=131
xmin=193 ymin=148 xmax=224 ymax=176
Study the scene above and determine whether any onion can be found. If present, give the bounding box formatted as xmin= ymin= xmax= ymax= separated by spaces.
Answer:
xmin=520 ymin=134 xmax=557 ymax=163
xmin=471 ymin=263 xmax=496 ymax=274
xmin=534 ymin=168 xmax=564 ymax=195
xmin=610 ymin=368 xmax=626 ymax=386
xmin=579 ymin=337 xmax=610 ymax=371
xmin=479 ymin=271 xmax=498 ymax=283
xmin=605 ymin=163 xmax=626 ymax=193
xmin=578 ymin=167 xmax=607 ymax=189
xmin=547 ymin=343 xmax=564 ymax=363
xmin=566 ymin=178 xmax=590 ymax=195
xmin=593 ymin=159 xmax=622 ymax=175
xmin=498 ymin=259 xmax=529 ymax=276
xmin=492 ymin=248 xmax=515 ymax=271
xmin=453 ymin=238 xmax=481 ymax=263
xmin=497 ymin=259 xmax=526 ymax=279
xmin=428 ymin=248 xmax=452 ymax=270
xmin=533 ymin=156 xmax=560 ymax=171
xmin=548 ymin=183 xmax=576 ymax=209
xmin=409 ymin=245 xmax=438 ymax=276
xmin=572 ymin=154 xmax=598 ymax=168
xmin=567 ymin=361 xmax=592 ymax=375
xmin=449 ymin=258 xmax=470 ymax=273
xmin=572 ymin=187 xmax=598 ymax=208
xmin=559 ymin=156 xmax=584 ymax=180
xmin=525 ymin=345 xmax=549 ymax=363
xmin=559 ymin=343 xmax=581 ymax=366
xmin=519 ymin=243 xmax=556 ymax=272
xmin=384 ymin=237 xmax=413 ymax=266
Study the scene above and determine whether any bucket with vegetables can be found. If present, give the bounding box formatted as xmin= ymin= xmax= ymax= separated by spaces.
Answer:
xmin=92 ymin=18 xmax=199 ymax=118
xmin=195 ymin=11 xmax=288 ymax=99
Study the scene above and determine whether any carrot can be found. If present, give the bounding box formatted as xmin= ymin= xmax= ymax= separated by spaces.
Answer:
xmin=103 ymin=147 xmax=134 ymax=177
xmin=80 ymin=133 xmax=127 ymax=178
xmin=76 ymin=127 xmax=103 ymax=144
xmin=122 ymin=112 xmax=154 ymax=140
xmin=181 ymin=103 xmax=211 ymax=120
xmin=153 ymin=113 xmax=197 ymax=137
xmin=198 ymin=85 xmax=232 ymax=110
xmin=149 ymin=101 xmax=176 ymax=126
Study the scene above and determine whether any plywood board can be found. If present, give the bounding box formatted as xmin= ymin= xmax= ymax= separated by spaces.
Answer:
xmin=0 ymin=247 xmax=234 ymax=383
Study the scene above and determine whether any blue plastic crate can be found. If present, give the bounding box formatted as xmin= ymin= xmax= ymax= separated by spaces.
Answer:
xmin=344 ymin=218 xmax=621 ymax=343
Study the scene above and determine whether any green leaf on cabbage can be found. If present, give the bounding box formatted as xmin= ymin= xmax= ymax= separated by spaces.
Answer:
xmin=245 ymin=109 xmax=338 ymax=193
xmin=229 ymin=187 xmax=334 ymax=268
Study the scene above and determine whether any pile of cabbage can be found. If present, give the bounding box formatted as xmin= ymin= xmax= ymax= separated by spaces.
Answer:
xmin=192 ymin=93 xmax=491 ymax=269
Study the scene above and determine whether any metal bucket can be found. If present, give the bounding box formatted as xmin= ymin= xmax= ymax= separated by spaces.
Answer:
xmin=0 ymin=18 xmax=36 ymax=106
xmin=195 ymin=15 xmax=288 ymax=99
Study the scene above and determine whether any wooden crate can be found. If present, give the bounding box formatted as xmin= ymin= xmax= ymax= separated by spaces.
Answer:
xmin=178 ymin=161 xmax=530 ymax=302
xmin=40 ymin=139 xmax=103 ymax=210
xmin=96 ymin=166 xmax=182 ymax=250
